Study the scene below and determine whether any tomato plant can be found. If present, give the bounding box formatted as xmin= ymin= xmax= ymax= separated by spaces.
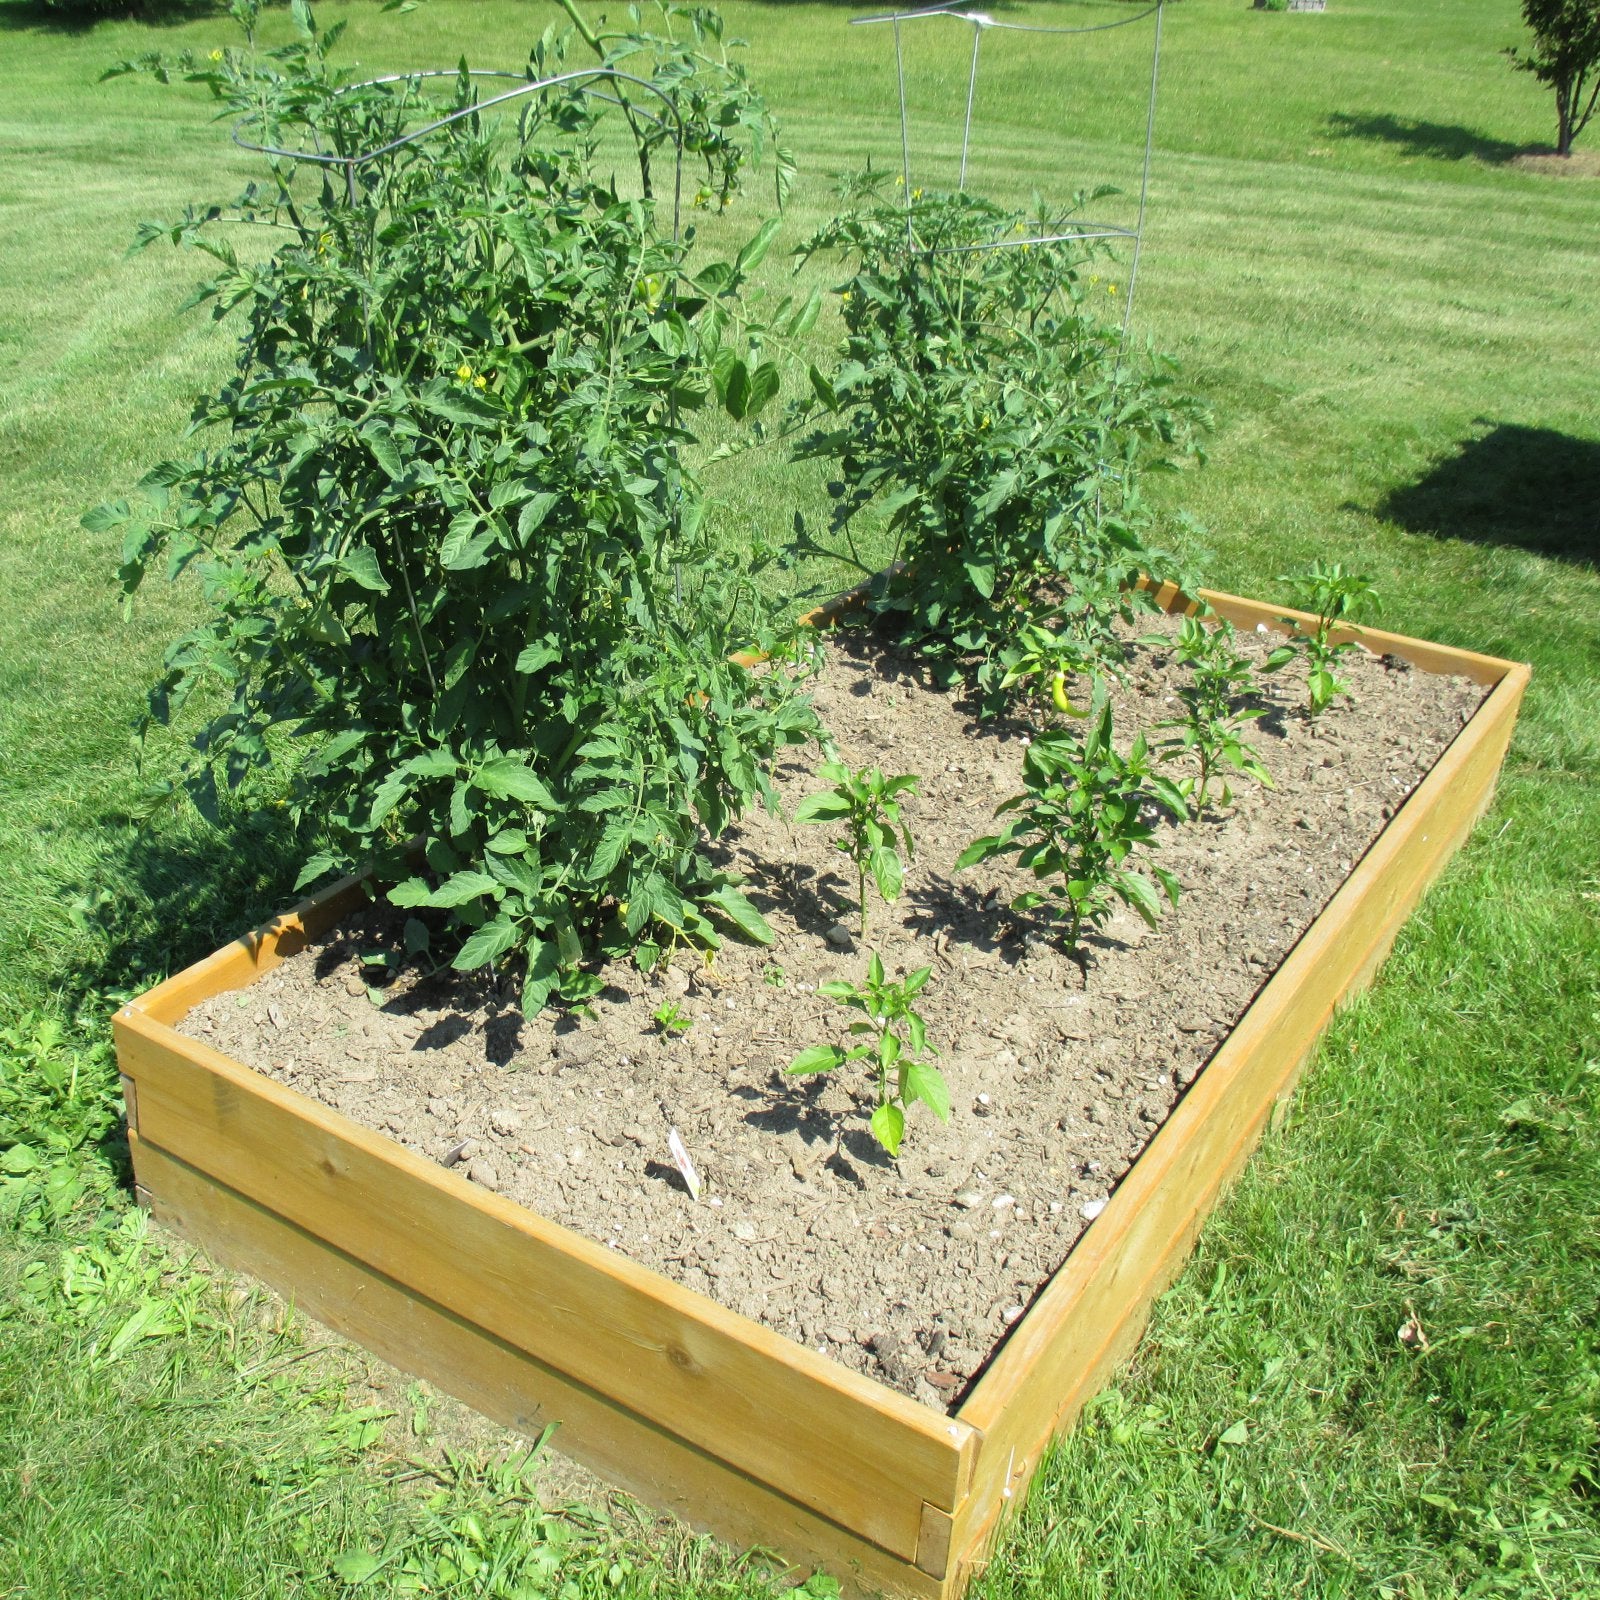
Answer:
xmin=90 ymin=0 xmax=817 ymax=1013
xmin=795 ymin=176 xmax=1205 ymax=690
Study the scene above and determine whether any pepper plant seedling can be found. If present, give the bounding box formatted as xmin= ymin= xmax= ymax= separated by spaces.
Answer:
xmin=1155 ymin=614 xmax=1274 ymax=812
xmin=1276 ymin=561 xmax=1381 ymax=715
xmin=651 ymin=999 xmax=692 ymax=1035
xmin=793 ymin=762 xmax=918 ymax=936
xmin=786 ymin=953 xmax=948 ymax=1158
xmin=958 ymin=691 xmax=1187 ymax=955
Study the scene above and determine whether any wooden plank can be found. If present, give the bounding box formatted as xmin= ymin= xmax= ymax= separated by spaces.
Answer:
xmin=946 ymin=661 xmax=1527 ymax=1580
xmin=130 ymin=1137 xmax=946 ymax=1600
xmin=135 ymin=873 xmax=372 ymax=1028
xmin=114 ymin=1011 xmax=972 ymax=1562
xmin=916 ymin=1503 xmax=956 ymax=1582
xmin=1167 ymin=581 xmax=1515 ymax=687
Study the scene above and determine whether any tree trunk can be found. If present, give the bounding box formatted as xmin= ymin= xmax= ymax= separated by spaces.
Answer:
xmin=1557 ymin=81 xmax=1573 ymax=156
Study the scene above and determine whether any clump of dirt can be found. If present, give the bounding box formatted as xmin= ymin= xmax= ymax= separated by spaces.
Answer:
xmin=181 ymin=615 xmax=1484 ymax=1411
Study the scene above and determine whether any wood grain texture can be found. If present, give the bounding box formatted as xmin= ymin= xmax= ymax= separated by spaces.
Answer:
xmin=945 ymin=660 xmax=1529 ymax=1586
xmin=130 ymin=1137 xmax=946 ymax=1600
xmin=114 ymin=1008 xmax=971 ymax=1564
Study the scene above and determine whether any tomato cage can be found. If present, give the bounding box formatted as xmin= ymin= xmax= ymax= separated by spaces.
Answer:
xmin=848 ymin=0 xmax=1167 ymax=342
xmin=228 ymin=64 xmax=694 ymax=243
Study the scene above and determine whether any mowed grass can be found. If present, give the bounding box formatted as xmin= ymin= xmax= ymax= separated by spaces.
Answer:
xmin=1 ymin=0 xmax=1597 ymax=1595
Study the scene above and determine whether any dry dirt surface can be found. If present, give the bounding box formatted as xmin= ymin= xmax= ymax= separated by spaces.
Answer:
xmin=182 ymin=615 xmax=1484 ymax=1411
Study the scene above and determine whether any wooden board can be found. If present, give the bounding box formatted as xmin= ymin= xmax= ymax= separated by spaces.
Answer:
xmin=116 ymin=1009 xmax=973 ymax=1565
xmin=944 ymin=655 xmax=1529 ymax=1584
xmin=130 ymin=1137 xmax=948 ymax=1598
xmin=115 ymin=578 xmax=1529 ymax=1600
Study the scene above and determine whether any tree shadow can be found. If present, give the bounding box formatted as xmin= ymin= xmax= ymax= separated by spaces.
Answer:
xmin=0 ymin=0 xmax=220 ymax=34
xmin=56 ymin=801 xmax=317 ymax=1022
xmin=1324 ymin=112 xmax=1534 ymax=166
xmin=1376 ymin=421 xmax=1600 ymax=566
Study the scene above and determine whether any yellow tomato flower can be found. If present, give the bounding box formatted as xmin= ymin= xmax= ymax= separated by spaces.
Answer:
xmin=1107 ymin=283 xmax=1118 ymax=295
xmin=474 ymin=374 xmax=487 ymax=390
xmin=894 ymin=175 xmax=905 ymax=186
xmin=209 ymin=49 xmax=224 ymax=62
xmin=912 ymin=188 xmax=923 ymax=199
xmin=456 ymin=362 xmax=473 ymax=381
xmin=840 ymin=290 xmax=852 ymax=303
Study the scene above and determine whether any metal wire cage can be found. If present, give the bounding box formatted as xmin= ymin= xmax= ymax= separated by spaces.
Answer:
xmin=849 ymin=0 xmax=1166 ymax=341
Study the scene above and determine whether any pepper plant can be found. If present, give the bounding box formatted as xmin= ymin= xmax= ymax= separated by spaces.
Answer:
xmin=794 ymin=176 xmax=1204 ymax=688
xmin=958 ymin=692 xmax=1187 ymax=955
xmin=90 ymin=0 xmax=818 ymax=1013
xmin=1277 ymin=561 xmax=1381 ymax=715
xmin=1156 ymin=613 xmax=1274 ymax=812
xmin=793 ymin=761 xmax=918 ymax=936
xmin=786 ymin=953 xmax=948 ymax=1158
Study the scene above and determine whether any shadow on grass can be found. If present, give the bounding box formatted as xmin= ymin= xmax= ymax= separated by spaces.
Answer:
xmin=0 ymin=0 xmax=219 ymax=34
xmin=58 ymin=802 xmax=315 ymax=1021
xmin=1324 ymin=111 xmax=1534 ymax=165
xmin=1377 ymin=421 xmax=1600 ymax=566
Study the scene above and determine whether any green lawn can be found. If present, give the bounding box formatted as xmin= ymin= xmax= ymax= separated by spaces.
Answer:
xmin=3 ymin=0 xmax=1598 ymax=1595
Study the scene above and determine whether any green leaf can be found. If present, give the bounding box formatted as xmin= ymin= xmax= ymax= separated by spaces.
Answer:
xmin=955 ymin=835 xmax=1002 ymax=870
xmin=702 ymin=883 xmax=773 ymax=945
xmin=1217 ymin=1420 xmax=1250 ymax=1447
xmin=402 ymin=917 xmax=430 ymax=955
xmin=808 ymin=365 xmax=838 ymax=412
xmin=331 ymin=1550 xmax=389 ymax=1584
xmin=869 ymin=1100 xmax=905 ymax=1157
xmin=793 ymin=791 xmax=851 ymax=824
xmin=339 ymin=548 xmax=389 ymax=593
xmin=418 ymin=376 xmax=501 ymax=426
xmin=361 ymin=425 xmax=404 ymax=480
xmin=868 ymin=844 xmax=903 ymax=904
xmin=735 ymin=217 xmax=782 ymax=274
xmin=473 ymin=757 xmax=555 ymax=808
xmin=439 ymin=513 xmax=494 ymax=571
xmin=787 ymin=1044 xmax=843 ymax=1076
xmin=386 ymin=877 xmax=434 ymax=908
xmin=514 ymin=641 xmax=560 ymax=676
xmin=1115 ymin=871 xmax=1165 ymax=929
xmin=744 ymin=361 xmax=781 ymax=418
xmin=963 ymin=559 xmax=996 ymax=599
xmin=904 ymin=1061 xmax=950 ymax=1122
xmin=431 ymin=870 xmax=500 ymax=907
xmin=517 ymin=492 xmax=560 ymax=539
xmin=721 ymin=359 xmax=751 ymax=421
xmin=521 ymin=938 xmax=561 ymax=1016
xmin=453 ymin=916 xmax=517 ymax=970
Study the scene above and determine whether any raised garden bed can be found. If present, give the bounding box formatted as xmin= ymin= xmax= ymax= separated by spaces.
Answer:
xmin=114 ymin=579 xmax=1527 ymax=1598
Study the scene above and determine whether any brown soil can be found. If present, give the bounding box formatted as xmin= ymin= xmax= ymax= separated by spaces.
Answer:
xmin=180 ymin=616 xmax=1484 ymax=1412
xmin=1508 ymin=148 xmax=1600 ymax=178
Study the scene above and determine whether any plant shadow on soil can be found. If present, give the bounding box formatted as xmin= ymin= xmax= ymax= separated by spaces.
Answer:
xmin=1376 ymin=421 xmax=1600 ymax=566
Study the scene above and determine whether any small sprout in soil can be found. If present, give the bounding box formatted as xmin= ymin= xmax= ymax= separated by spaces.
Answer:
xmin=793 ymin=761 xmax=918 ymax=936
xmin=652 ymin=999 xmax=692 ymax=1035
xmin=1273 ymin=561 xmax=1382 ymax=715
xmin=958 ymin=690 xmax=1187 ymax=956
xmin=1155 ymin=613 xmax=1274 ymax=813
xmin=762 ymin=962 xmax=787 ymax=987
xmin=785 ymin=952 xmax=949 ymax=1159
